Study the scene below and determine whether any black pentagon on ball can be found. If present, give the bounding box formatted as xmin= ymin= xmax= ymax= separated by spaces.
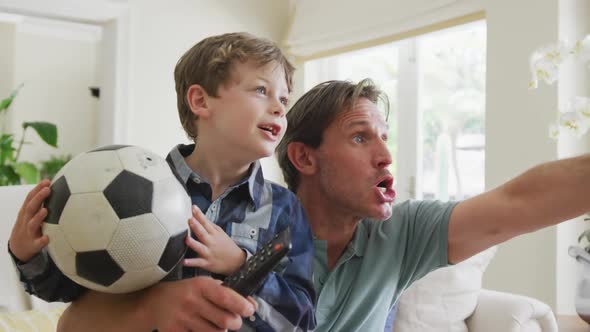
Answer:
xmin=76 ymin=250 xmax=124 ymax=286
xmin=88 ymin=145 xmax=130 ymax=152
xmin=44 ymin=176 xmax=70 ymax=225
xmin=158 ymin=230 xmax=188 ymax=272
xmin=103 ymin=170 xmax=153 ymax=219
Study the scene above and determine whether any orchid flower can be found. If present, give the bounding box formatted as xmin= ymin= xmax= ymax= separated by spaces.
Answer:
xmin=529 ymin=41 xmax=570 ymax=89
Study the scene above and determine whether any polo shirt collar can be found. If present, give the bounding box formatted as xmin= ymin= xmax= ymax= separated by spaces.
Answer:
xmin=167 ymin=144 xmax=264 ymax=210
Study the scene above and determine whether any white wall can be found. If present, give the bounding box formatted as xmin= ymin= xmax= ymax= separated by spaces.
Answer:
xmin=0 ymin=17 xmax=101 ymax=164
xmin=0 ymin=20 xmax=17 ymax=134
xmin=122 ymin=0 xmax=290 ymax=183
xmin=483 ymin=0 xmax=559 ymax=310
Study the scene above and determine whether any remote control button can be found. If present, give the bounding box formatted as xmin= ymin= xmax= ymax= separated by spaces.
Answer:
xmin=274 ymin=244 xmax=282 ymax=251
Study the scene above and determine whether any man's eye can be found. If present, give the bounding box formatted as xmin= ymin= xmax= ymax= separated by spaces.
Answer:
xmin=353 ymin=136 xmax=365 ymax=144
xmin=256 ymin=86 xmax=267 ymax=95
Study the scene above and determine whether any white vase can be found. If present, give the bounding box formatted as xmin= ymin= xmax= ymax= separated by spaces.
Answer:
xmin=569 ymin=245 xmax=590 ymax=324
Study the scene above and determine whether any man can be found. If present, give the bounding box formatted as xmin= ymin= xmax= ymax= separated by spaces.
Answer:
xmin=275 ymin=78 xmax=588 ymax=331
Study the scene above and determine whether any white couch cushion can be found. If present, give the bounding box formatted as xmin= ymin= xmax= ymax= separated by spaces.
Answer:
xmin=393 ymin=246 xmax=498 ymax=332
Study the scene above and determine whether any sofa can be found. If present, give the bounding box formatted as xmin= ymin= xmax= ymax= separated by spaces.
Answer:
xmin=0 ymin=185 xmax=558 ymax=331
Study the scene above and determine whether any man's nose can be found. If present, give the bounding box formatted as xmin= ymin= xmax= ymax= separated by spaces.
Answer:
xmin=374 ymin=140 xmax=392 ymax=169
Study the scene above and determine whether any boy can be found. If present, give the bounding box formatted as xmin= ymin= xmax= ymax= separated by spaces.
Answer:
xmin=8 ymin=32 xmax=316 ymax=332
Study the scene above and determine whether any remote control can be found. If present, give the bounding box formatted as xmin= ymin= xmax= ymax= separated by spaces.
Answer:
xmin=222 ymin=227 xmax=291 ymax=297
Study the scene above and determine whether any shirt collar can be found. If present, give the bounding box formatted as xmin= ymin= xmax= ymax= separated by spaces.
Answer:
xmin=347 ymin=221 xmax=368 ymax=258
xmin=167 ymin=144 xmax=264 ymax=210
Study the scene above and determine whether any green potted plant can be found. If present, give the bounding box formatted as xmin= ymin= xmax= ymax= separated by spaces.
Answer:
xmin=0 ymin=84 xmax=59 ymax=185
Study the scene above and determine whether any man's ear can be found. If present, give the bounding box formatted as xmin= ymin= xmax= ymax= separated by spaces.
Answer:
xmin=186 ymin=84 xmax=211 ymax=119
xmin=287 ymin=142 xmax=317 ymax=175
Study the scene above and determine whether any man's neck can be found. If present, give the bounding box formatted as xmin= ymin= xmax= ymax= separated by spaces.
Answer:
xmin=185 ymin=142 xmax=251 ymax=201
xmin=297 ymin=185 xmax=361 ymax=270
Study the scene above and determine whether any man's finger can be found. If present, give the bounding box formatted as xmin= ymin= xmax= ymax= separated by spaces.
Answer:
xmin=202 ymin=281 xmax=255 ymax=318
xmin=198 ymin=294 xmax=244 ymax=330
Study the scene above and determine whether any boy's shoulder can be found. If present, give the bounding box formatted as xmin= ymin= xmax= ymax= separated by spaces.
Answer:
xmin=263 ymin=179 xmax=297 ymax=200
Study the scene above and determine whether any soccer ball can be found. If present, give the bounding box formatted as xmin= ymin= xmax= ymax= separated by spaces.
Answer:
xmin=42 ymin=145 xmax=191 ymax=293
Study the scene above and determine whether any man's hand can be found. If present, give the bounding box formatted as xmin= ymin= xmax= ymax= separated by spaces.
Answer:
xmin=58 ymin=276 xmax=256 ymax=332
xmin=9 ymin=179 xmax=51 ymax=262
xmin=183 ymin=205 xmax=246 ymax=275
xmin=146 ymin=277 xmax=255 ymax=331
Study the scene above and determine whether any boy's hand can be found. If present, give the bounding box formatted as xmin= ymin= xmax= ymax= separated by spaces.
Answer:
xmin=9 ymin=179 xmax=51 ymax=262
xmin=183 ymin=205 xmax=246 ymax=275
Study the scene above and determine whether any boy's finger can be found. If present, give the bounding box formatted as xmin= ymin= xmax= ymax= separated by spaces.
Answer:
xmin=27 ymin=208 xmax=47 ymax=235
xmin=33 ymin=235 xmax=49 ymax=250
xmin=183 ymin=257 xmax=209 ymax=269
xmin=23 ymin=180 xmax=50 ymax=205
xmin=195 ymin=212 xmax=216 ymax=234
xmin=25 ymin=187 xmax=51 ymax=219
xmin=190 ymin=218 xmax=211 ymax=241
xmin=185 ymin=236 xmax=208 ymax=256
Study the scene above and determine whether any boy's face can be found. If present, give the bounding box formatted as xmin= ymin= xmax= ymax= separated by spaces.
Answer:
xmin=205 ymin=60 xmax=289 ymax=162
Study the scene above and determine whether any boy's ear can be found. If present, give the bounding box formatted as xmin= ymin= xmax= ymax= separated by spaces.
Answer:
xmin=287 ymin=142 xmax=317 ymax=175
xmin=186 ymin=84 xmax=211 ymax=119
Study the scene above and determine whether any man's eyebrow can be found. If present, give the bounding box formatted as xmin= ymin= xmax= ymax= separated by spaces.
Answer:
xmin=346 ymin=120 xmax=389 ymax=131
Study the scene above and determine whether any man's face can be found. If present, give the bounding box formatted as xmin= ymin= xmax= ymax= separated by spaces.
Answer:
xmin=311 ymin=98 xmax=395 ymax=221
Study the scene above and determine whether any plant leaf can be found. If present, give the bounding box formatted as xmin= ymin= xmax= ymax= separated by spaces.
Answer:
xmin=0 ymin=84 xmax=24 ymax=114
xmin=0 ymin=134 xmax=15 ymax=166
xmin=0 ymin=165 xmax=21 ymax=185
xmin=23 ymin=122 xmax=58 ymax=147
xmin=15 ymin=161 xmax=39 ymax=184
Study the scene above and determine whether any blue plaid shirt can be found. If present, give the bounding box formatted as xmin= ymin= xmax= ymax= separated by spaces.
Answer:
xmin=9 ymin=144 xmax=316 ymax=332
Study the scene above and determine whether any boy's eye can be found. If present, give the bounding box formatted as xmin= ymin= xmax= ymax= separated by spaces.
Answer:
xmin=353 ymin=136 xmax=365 ymax=144
xmin=280 ymin=97 xmax=289 ymax=106
xmin=256 ymin=86 xmax=267 ymax=95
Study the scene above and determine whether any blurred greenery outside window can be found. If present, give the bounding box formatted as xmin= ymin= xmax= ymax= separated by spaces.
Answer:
xmin=304 ymin=20 xmax=487 ymax=201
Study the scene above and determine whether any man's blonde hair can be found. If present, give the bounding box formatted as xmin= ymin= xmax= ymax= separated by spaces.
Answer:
xmin=174 ymin=32 xmax=294 ymax=140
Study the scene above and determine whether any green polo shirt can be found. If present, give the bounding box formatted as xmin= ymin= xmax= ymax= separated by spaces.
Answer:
xmin=313 ymin=200 xmax=457 ymax=331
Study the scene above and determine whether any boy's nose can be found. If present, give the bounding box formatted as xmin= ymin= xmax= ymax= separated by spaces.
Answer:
xmin=271 ymin=101 xmax=286 ymax=117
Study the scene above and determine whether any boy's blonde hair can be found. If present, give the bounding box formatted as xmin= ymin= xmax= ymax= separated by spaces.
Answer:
xmin=174 ymin=32 xmax=294 ymax=140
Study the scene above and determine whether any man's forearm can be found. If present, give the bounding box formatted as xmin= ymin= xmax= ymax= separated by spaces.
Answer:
xmin=58 ymin=291 xmax=152 ymax=332
xmin=503 ymin=153 xmax=590 ymax=231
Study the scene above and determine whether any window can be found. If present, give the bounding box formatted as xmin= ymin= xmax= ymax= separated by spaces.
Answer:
xmin=304 ymin=20 xmax=486 ymax=202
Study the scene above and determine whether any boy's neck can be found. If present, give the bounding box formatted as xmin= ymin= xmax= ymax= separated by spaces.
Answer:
xmin=185 ymin=142 xmax=252 ymax=201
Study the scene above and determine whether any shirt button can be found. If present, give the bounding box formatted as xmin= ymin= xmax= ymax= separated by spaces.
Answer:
xmin=249 ymin=229 xmax=257 ymax=238
xmin=249 ymin=315 xmax=256 ymax=322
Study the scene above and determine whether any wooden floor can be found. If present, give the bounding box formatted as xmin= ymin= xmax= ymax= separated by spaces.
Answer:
xmin=558 ymin=315 xmax=590 ymax=332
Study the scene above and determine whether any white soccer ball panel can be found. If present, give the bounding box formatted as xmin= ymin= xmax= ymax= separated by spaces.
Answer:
xmin=107 ymin=266 xmax=168 ymax=293
xmin=43 ymin=223 xmax=77 ymax=276
xmin=60 ymin=193 xmax=120 ymax=252
xmin=59 ymin=151 xmax=124 ymax=193
xmin=116 ymin=146 xmax=172 ymax=183
xmin=108 ymin=214 xmax=169 ymax=271
xmin=152 ymin=177 xmax=192 ymax=236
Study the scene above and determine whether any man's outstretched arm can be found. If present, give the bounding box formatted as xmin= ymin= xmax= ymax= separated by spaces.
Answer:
xmin=58 ymin=277 xmax=256 ymax=332
xmin=448 ymin=154 xmax=590 ymax=263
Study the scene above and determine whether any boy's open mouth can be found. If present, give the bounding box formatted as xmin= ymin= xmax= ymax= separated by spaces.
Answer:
xmin=258 ymin=124 xmax=280 ymax=136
